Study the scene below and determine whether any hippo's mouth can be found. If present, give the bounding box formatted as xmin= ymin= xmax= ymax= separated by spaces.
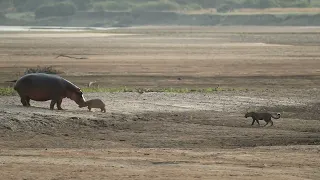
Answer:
xmin=76 ymin=100 xmax=86 ymax=106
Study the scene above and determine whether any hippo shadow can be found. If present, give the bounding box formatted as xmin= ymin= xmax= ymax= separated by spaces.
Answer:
xmin=10 ymin=104 xmax=81 ymax=112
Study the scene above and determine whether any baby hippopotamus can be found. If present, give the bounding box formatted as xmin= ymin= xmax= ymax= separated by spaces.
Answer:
xmin=79 ymin=98 xmax=106 ymax=113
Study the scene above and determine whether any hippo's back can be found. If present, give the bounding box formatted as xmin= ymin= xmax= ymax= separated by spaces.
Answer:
xmin=14 ymin=73 xmax=65 ymax=101
xmin=15 ymin=73 xmax=62 ymax=89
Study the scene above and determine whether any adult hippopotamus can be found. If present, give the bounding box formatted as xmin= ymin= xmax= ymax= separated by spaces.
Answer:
xmin=14 ymin=73 xmax=86 ymax=110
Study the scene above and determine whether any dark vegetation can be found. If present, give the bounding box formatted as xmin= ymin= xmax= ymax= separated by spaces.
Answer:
xmin=1 ymin=0 xmax=318 ymax=14
xmin=24 ymin=66 xmax=62 ymax=75
xmin=0 ymin=0 xmax=320 ymax=26
xmin=35 ymin=2 xmax=76 ymax=19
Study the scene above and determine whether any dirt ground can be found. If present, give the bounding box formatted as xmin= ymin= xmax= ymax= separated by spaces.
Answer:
xmin=0 ymin=26 xmax=320 ymax=179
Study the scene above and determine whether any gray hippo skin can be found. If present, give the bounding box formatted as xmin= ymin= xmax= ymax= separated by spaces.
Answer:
xmin=14 ymin=73 xmax=86 ymax=110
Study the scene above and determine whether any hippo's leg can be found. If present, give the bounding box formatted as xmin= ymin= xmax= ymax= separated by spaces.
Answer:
xmin=101 ymin=108 xmax=106 ymax=113
xmin=25 ymin=97 xmax=31 ymax=106
xmin=20 ymin=97 xmax=28 ymax=106
xmin=88 ymin=106 xmax=91 ymax=112
xmin=50 ymin=100 xmax=57 ymax=110
xmin=17 ymin=92 xmax=28 ymax=107
xmin=56 ymin=98 xmax=63 ymax=110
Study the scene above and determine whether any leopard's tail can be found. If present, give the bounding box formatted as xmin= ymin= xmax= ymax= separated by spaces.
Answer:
xmin=271 ymin=113 xmax=281 ymax=119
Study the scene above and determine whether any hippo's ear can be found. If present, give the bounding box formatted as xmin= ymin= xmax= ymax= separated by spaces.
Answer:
xmin=75 ymin=88 xmax=83 ymax=94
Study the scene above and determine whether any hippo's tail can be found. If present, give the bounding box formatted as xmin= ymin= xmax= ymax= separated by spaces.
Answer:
xmin=5 ymin=80 xmax=18 ymax=90
xmin=5 ymin=80 xmax=17 ymax=83
xmin=13 ymin=83 xmax=18 ymax=91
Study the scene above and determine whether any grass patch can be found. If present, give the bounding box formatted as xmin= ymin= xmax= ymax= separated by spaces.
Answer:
xmin=0 ymin=86 xmax=245 ymax=96
xmin=81 ymin=87 xmax=242 ymax=93
xmin=82 ymin=87 xmax=135 ymax=93
xmin=0 ymin=87 xmax=17 ymax=96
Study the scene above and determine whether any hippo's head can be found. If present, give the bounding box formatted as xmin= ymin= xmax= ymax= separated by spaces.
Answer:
xmin=75 ymin=91 xmax=86 ymax=106
xmin=78 ymin=101 xmax=88 ymax=108
xmin=67 ymin=89 xmax=86 ymax=107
